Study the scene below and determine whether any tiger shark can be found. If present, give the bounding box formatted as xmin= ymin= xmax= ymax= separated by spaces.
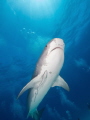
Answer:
xmin=17 ymin=38 xmax=70 ymax=120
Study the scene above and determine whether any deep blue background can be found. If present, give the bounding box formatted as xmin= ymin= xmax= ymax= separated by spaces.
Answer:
xmin=0 ymin=0 xmax=90 ymax=120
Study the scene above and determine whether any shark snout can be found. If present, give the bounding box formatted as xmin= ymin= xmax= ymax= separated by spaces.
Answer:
xmin=53 ymin=38 xmax=64 ymax=46
xmin=52 ymin=38 xmax=65 ymax=51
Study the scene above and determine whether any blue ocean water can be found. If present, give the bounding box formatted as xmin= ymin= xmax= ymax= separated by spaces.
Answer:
xmin=0 ymin=0 xmax=90 ymax=120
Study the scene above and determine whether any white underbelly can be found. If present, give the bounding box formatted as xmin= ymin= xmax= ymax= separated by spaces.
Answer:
xmin=30 ymin=74 xmax=57 ymax=113
xmin=30 ymin=49 xmax=64 ymax=113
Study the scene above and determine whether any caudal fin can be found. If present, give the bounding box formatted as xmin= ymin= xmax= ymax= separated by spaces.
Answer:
xmin=27 ymin=108 xmax=45 ymax=120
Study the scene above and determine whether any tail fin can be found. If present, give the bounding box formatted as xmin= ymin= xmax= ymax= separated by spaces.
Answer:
xmin=27 ymin=108 xmax=45 ymax=120
xmin=38 ymin=107 xmax=45 ymax=119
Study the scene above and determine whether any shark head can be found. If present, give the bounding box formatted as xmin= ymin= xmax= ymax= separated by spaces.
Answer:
xmin=45 ymin=38 xmax=65 ymax=54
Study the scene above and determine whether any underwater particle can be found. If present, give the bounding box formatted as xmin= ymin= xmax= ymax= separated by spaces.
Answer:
xmin=23 ymin=28 xmax=26 ymax=30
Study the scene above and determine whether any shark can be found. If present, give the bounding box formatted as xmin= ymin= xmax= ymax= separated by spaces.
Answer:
xmin=17 ymin=38 xmax=70 ymax=120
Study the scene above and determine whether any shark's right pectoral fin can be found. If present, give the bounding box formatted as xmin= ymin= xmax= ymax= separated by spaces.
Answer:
xmin=52 ymin=76 xmax=70 ymax=91
xmin=17 ymin=75 xmax=40 ymax=99
xmin=17 ymin=70 xmax=48 ymax=99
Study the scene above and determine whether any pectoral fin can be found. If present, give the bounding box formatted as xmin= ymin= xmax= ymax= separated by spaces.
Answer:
xmin=17 ymin=75 xmax=41 ymax=99
xmin=52 ymin=76 xmax=70 ymax=91
xmin=17 ymin=70 xmax=48 ymax=99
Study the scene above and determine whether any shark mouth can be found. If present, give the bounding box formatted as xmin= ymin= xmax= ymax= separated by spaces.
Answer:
xmin=50 ymin=47 xmax=63 ymax=53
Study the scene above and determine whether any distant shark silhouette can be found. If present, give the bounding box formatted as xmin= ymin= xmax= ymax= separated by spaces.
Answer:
xmin=17 ymin=38 xmax=70 ymax=120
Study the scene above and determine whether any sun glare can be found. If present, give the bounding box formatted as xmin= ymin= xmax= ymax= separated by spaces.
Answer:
xmin=26 ymin=0 xmax=54 ymax=18
xmin=8 ymin=0 xmax=62 ymax=19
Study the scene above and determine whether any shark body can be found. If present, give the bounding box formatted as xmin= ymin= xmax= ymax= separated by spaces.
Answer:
xmin=18 ymin=38 xmax=69 ymax=120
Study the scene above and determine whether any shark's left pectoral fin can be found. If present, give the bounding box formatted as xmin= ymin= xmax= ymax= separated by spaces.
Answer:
xmin=52 ymin=76 xmax=70 ymax=91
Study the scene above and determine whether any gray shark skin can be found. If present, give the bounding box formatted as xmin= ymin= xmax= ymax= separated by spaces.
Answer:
xmin=17 ymin=38 xmax=70 ymax=120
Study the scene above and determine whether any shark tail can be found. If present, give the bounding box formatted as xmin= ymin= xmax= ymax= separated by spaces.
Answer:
xmin=27 ymin=108 xmax=45 ymax=120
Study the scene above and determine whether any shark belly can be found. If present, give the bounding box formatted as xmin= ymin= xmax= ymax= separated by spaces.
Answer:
xmin=28 ymin=74 xmax=56 ymax=112
xmin=28 ymin=49 xmax=64 ymax=114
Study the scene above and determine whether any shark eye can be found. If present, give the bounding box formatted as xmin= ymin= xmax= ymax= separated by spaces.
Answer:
xmin=45 ymin=45 xmax=47 ymax=47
